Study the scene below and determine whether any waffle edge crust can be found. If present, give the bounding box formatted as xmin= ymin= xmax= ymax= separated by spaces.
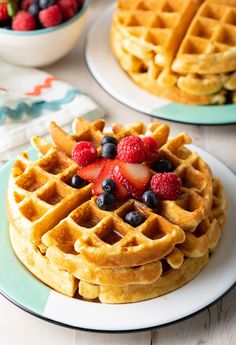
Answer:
xmin=7 ymin=117 xmax=227 ymax=303
xmin=111 ymin=0 xmax=236 ymax=104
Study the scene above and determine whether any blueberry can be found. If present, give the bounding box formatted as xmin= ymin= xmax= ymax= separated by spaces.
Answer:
xmin=96 ymin=193 xmax=116 ymax=210
xmin=142 ymin=191 xmax=159 ymax=208
xmin=153 ymin=159 xmax=173 ymax=173
xmin=101 ymin=136 xmax=117 ymax=146
xmin=0 ymin=19 xmax=11 ymax=29
xmin=39 ymin=0 xmax=55 ymax=9
xmin=124 ymin=211 xmax=144 ymax=227
xmin=28 ymin=3 xmax=40 ymax=16
xmin=71 ymin=174 xmax=86 ymax=189
xmin=101 ymin=143 xmax=117 ymax=159
xmin=102 ymin=178 xmax=116 ymax=193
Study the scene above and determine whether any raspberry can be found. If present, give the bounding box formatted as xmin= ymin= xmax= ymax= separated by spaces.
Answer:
xmin=58 ymin=0 xmax=77 ymax=20
xmin=21 ymin=0 xmax=33 ymax=11
xmin=12 ymin=11 xmax=36 ymax=31
xmin=39 ymin=5 xmax=62 ymax=28
xmin=72 ymin=141 xmax=97 ymax=167
xmin=142 ymin=137 xmax=158 ymax=161
xmin=150 ymin=173 xmax=181 ymax=200
xmin=0 ymin=3 xmax=9 ymax=21
xmin=117 ymin=136 xmax=145 ymax=163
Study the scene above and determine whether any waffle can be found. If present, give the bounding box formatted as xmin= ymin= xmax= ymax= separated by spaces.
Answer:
xmin=7 ymin=143 xmax=92 ymax=244
xmin=7 ymin=117 xmax=227 ymax=303
xmin=172 ymin=0 xmax=236 ymax=75
xmin=42 ymin=198 xmax=185 ymax=268
xmin=179 ymin=178 xmax=227 ymax=257
xmin=114 ymin=0 xmax=203 ymax=66
xmin=156 ymin=132 xmax=213 ymax=231
xmin=111 ymin=0 xmax=236 ymax=104
xmin=111 ymin=24 xmax=227 ymax=104
xmin=78 ymin=254 xmax=209 ymax=303
xmin=45 ymin=246 xmax=164 ymax=286
xmin=9 ymin=225 xmax=77 ymax=297
xmin=78 ymin=179 xmax=226 ymax=303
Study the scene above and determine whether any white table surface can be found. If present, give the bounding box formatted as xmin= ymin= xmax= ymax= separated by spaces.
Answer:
xmin=0 ymin=0 xmax=236 ymax=344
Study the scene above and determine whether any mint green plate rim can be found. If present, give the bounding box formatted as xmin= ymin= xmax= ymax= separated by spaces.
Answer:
xmin=0 ymin=149 xmax=50 ymax=317
xmin=151 ymin=103 xmax=236 ymax=126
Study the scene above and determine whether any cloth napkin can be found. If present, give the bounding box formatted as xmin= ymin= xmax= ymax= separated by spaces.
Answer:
xmin=0 ymin=60 xmax=104 ymax=160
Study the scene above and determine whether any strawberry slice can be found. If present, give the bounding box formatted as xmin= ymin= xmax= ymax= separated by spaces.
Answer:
xmin=77 ymin=159 xmax=106 ymax=183
xmin=112 ymin=161 xmax=152 ymax=199
xmin=112 ymin=173 xmax=130 ymax=201
xmin=93 ymin=160 xmax=130 ymax=201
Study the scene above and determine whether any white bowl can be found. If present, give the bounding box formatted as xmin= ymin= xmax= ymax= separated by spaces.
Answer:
xmin=0 ymin=0 xmax=89 ymax=67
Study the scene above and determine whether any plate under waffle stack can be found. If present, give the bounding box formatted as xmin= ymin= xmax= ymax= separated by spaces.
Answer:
xmin=7 ymin=118 xmax=227 ymax=303
xmin=111 ymin=0 xmax=236 ymax=104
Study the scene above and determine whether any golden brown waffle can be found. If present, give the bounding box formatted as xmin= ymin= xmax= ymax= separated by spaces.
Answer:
xmin=42 ymin=198 xmax=185 ymax=268
xmin=178 ymin=178 xmax=227 ymax=257
xmin=7 ymin=141 xmax=92 ymax=244
xmin=111 ymin=24 xmax=227 ymax=104
xmin=9 ymin=225 xmax=77 ymax=297
xmin=111 ymin=0 xmax=236 ymax=104
xmin=7 ymin=118 xmax=227 ymax=303
xmin=155 ymin=132 xmax=213 ymax=230
xmin=50 ymin=118 xmax=146 ymax=158
xmin=114 ymin=0 xmax=203 ymax=66
xmin=76 ymin=176 xmax=226 ymax=302
xmin=78 ymin=176 xmax=227 ymax=303
xmin=78 ymin=254 xmax=209 ymax=303
xmin=172 ymin=0 xmax=236 ymax=74
xmin=45 ymin=246 xmax=163 ymax=286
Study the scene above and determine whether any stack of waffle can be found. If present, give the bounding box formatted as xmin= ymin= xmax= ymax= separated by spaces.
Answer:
xmin=7 ymin=118 xmax=227 ymax=303
xmin=111 ymin=0 xmax=236 ymax=104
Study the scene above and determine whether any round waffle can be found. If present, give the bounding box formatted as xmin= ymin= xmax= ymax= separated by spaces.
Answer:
xmin=7 ymin=117 xmax=227 ymax=303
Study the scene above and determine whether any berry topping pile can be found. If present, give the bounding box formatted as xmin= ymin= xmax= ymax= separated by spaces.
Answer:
xmin=0 ymin=0 xmax=84 ymax=31
xmin=71 ymin=134 xmax=182 ymax=211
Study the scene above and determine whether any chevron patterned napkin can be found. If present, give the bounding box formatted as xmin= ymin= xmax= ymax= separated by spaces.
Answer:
xmin=0 ymin=60 xmax=104 ymax=160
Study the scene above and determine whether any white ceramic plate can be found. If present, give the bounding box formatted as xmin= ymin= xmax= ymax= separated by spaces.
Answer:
xmin=0 ymin=145 xmax=235 ymax=332
xmin=85 ymin=4 xmax=236 ymax=126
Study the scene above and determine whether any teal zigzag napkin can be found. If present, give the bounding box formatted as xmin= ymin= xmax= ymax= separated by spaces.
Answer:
xmin=0 ymin=61 xmax=104 ymax=160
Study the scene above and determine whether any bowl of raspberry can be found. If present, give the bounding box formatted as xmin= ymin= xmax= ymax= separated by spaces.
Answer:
xmin=0 ymin=0 xmax=89 ymax=66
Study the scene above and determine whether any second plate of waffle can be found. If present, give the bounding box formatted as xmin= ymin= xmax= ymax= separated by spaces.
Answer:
xmin=85 ymin=3 xmax=236 ymax=125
